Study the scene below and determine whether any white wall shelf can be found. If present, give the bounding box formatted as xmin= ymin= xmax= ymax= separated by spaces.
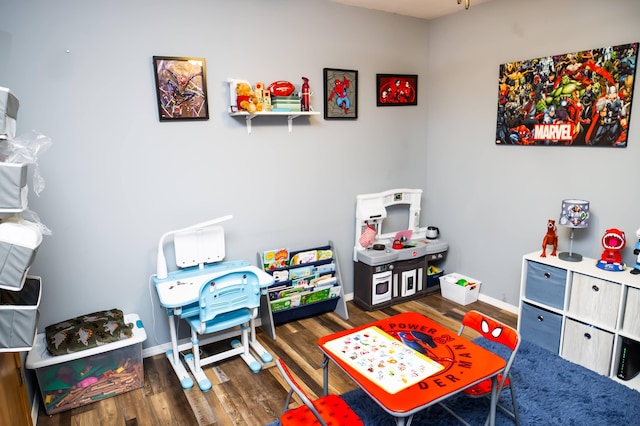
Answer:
xmin=518 ymin=251 xmax=640 ymax=391
xmin=229 ymin=110 xmax=320 ymax=134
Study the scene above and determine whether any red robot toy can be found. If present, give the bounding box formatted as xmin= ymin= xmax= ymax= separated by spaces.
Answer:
xmin=596 ymin=228 xmax=626 ymax=271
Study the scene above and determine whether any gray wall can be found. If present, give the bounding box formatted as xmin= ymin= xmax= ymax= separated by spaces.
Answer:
xmin=1 ymin=0 xmax=639 ymax=351
xmin=426 ymin=0 xmax=640 ymax=305
xmin=2 ymin=0 xmax=430 ymax=349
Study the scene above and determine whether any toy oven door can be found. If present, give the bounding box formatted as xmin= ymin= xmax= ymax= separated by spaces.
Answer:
xmin=371 ymin=270 xmax=392 ymax=305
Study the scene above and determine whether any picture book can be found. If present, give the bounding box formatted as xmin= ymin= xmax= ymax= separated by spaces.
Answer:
xmin=322 ymin=326 xmax=444 ymax=394
xmin=290 ymin=250 xmax=317 ymax=265
xmin=263 ymin=248 xmax=289 ymax=270
xmin=289 ymin=266 xmax=314 ymax=280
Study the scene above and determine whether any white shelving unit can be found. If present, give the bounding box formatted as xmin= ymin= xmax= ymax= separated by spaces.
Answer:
xmin=518 ymin=250 xmax=640 ymax=391
xmin=229 ymin=110 xmax=320 ymax=134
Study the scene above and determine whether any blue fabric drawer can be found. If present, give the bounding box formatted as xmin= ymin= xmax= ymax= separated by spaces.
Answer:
xmin=525 ymin=261 xmax=567 ymax=309
xmin=520 ymin=302 xmax=562 ymax=353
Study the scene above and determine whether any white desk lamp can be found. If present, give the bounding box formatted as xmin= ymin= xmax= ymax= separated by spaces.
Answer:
xmin=156 ymin=214 xmax=233 ymax=279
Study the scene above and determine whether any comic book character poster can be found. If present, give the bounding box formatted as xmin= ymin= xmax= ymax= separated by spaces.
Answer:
xmin=153 ymin=56 xmax=209 ymax=121
xmin=323 ymin=68 xmax=358 ymax=120
xmin=376 ymin=74 xmax=418 ymax=106
xmin=495 ymin=42 xmax=637 ymax=147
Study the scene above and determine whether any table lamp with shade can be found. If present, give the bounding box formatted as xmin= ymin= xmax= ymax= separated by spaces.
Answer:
xmin=558 ymin=199 xmax=590 ymax=262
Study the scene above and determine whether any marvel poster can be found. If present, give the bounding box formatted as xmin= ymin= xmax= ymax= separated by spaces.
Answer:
xmin=495 ymin=42 xmax=637 ymax=147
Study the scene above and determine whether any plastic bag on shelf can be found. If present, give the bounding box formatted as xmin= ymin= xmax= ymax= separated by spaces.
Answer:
xmin=19 ymin=209 xmax=52 ymax=236
xmin=0 ymin=129 xmax=52 ymax=196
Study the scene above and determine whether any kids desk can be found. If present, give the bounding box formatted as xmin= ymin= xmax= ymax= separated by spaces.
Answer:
xmin=154 ymin=260 xmax=273 ymax=390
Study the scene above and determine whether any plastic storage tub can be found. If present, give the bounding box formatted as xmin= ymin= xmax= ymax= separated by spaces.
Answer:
xmin=439 ymin=273 xmax=481 ymax=305
xmin=0 ymin=275 xmax=41 ymax=351
xmin=26 ymin=313 xmax=146 ymax=414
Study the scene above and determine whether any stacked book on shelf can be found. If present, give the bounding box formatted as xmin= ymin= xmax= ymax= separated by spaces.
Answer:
xmin=270 ymin=96 xmax=301 ymax=112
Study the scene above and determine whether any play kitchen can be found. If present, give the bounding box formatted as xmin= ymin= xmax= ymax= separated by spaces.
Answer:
xmin=352 ymin=188 xmax=448 ymax=310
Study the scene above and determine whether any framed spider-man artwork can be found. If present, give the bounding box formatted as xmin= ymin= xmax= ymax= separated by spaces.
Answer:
xmin=153 ymin=56 xmax=209 ymax=121
xmin=323 ymin=68 xmax=358 ymax=120
xmin=496 ymin=42 xmax=638 ymax=147
xmin=376 ymin=74 xmax=418 ymax=106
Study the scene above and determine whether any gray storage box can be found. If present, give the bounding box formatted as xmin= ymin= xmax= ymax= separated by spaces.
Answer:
xmin=0 ymin=276 xmax=41 ymax=351
xmin=520 ymin=301 xmax=562 ymax=353
xmin=0 ymin=220 xmax=43 ymax=290
xmin=0 ymin=87 xmax=19 ymax=140
xmin=525 ymin=260 xmax=567 ymax=309
xmin=0 ymin=162 xmax=28 ymax=212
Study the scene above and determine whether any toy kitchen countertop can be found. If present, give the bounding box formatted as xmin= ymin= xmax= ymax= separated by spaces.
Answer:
xmin=357 ymin=239 xmax=448 ymax=266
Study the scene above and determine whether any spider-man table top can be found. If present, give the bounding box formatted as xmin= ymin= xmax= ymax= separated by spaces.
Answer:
xmin=318 ymin=311 xmax=506 ymax=425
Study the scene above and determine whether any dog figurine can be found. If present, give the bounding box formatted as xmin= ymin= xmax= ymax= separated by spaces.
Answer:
xmin=541 ymin=219 xmax=558 ymax=257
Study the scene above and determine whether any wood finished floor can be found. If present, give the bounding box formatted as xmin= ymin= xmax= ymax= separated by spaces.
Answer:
xmin=34 ymin=293 xmax=517 ymax=426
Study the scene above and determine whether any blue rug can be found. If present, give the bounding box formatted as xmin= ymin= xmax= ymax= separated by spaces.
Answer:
xmin=267 ymin=338 xmax=640 ymax=425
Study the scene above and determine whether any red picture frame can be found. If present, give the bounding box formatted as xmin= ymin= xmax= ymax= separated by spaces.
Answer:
xmin=376 ymin=74 xmax=418 ymax=106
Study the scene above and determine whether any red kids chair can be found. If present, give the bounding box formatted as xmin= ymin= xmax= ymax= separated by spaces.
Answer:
xmin=439 ymin=310 xmax=521 ymax=426
xmin=275 ymin=358 xmax=363 ymax=426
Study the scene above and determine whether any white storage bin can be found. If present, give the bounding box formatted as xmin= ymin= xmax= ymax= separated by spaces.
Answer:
xmin=26 ymin=313 xmax=146 ymax=415
xmin=0 ymin=162 xmax=28 ymax=212
xmin=439 ymin=273 xmax=481 ymax=305
xmin=0 ymin=87 xmax=19 ymax=140
xmin=0 ymin=276 xmax=41 ymax=351
xmin=0 ymin=220 xmax=42 ymax=290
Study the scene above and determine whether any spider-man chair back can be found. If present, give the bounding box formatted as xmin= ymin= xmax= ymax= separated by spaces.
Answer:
xmin=461 ymin=310 xmax=519 ymax=352
xmin=440 ymin=310 xmax=521 ymax=426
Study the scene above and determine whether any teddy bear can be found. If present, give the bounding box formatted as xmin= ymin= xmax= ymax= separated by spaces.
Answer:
xmin=235 ymin=82 xmax=260 ymax=113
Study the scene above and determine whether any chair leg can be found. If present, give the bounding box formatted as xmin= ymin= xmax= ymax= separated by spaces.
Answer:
xmin=191 ymin=330 xmax=202 ymax=373
xmin=183 ymin=329 xmax=213 ymax=392
xmin=248 ymin=314 xmax=273 ymax=363
xmin=438 ymin=402 xmax=472 ymax=426
xmin=232 ymin=322 xmax=262 ymax=372
xmin=509 ymin=385 xmax=520 ymax=426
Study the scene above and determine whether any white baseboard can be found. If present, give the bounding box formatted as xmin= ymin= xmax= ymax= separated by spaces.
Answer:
xmin=477 ymin=293 xmax=519 ymax=314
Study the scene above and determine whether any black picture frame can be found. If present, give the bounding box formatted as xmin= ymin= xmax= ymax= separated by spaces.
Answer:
xmin=376 ymin=74 xmax=418 ymax=106
xmin=152 ymin=56 xmax=209 ymax=121
xmin=323 ymin=68 xmax=358 ymax=119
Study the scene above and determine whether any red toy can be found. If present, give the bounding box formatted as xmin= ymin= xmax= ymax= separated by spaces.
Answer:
xmin=541 ymin=219 xmax=558 ymax=257
xmin=268 ymin=80 xmax=295 ymax=97
xmin=596 ymin=228 xmax=627 ymax=271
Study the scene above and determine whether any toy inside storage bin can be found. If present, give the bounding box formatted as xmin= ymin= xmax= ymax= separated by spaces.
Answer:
xmin=26 ymin=313 xmax=146 ymax=415
xmin=439 ymin=273 xmax=481 ymax=305
xmin=426 ymin=266 xmax=444 ymax=292
xmin=0 ymin=275 xmax=41 ymax=352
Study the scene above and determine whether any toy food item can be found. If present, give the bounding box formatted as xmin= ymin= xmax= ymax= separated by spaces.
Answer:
xmin=268 ymin=80 xmax=295 ymax=97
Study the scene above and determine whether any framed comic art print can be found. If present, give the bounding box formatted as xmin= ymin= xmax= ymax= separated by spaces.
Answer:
xmin=153 ymin=56 xmax=209 ymax=121
xmin=323 ymin=68 xmax=358 ymax=119
xmin=496 ymin=42 xmax=637 ymax=147
xmin=376 ymin=74 xmax=418 ymax=106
